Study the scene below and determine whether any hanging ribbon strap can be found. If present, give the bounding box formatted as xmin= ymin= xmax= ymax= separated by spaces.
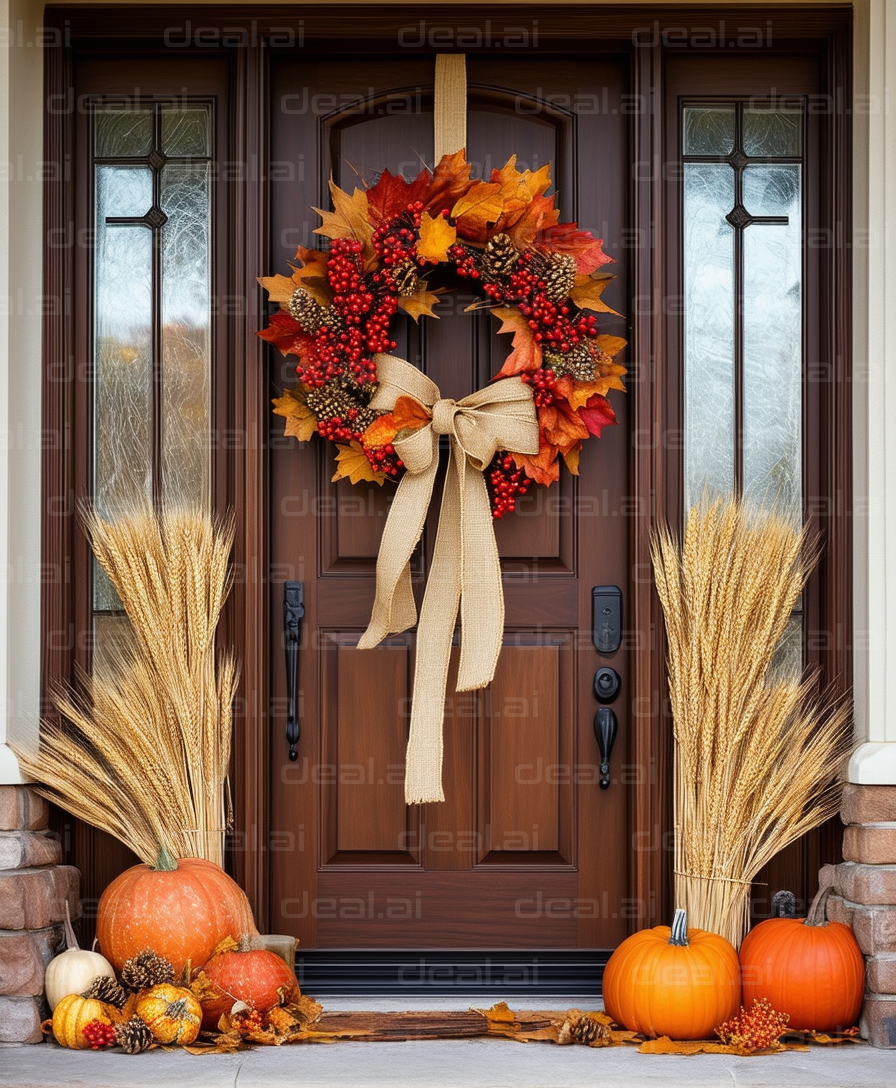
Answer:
xmin=358 ymin=354 xmax=538 ymax=803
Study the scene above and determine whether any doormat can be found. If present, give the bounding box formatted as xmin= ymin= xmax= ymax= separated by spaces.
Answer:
xmin=182 ymin=1000 xmax=863 ymax=1056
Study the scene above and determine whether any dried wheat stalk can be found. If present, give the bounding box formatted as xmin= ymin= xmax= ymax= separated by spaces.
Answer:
xmin=651 ymin=497 xmax=850 ymax=947
xmin=13 ymin=502 xmax=237 ymax=868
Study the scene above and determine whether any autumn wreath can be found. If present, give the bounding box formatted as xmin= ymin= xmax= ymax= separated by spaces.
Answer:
xmin=259 ymin=150 xmax=626 ymax=518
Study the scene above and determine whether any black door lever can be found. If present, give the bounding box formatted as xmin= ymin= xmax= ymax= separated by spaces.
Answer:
xmin=284 ymin=581 xmax=304 ymax=761
xmin=593 ymin=707 xmax=618 ymax=790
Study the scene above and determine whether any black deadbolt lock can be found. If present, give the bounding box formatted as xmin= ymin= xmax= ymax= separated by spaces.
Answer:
xmin=594 ymin=666 xmax=621 ymax=703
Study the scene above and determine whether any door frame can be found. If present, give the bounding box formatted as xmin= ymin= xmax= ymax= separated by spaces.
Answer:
xmin=42 ymin=4 xmax=852 ymax=937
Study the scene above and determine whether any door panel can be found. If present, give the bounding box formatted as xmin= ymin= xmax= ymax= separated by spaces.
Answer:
xmin=269 ymin=55 xmax=630 ymax=951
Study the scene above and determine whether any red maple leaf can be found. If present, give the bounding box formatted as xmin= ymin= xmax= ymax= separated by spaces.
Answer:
xmin=538 ymin=223 xmax=614 ymax=275
xmin=257 ymin=311 xmax=306 ymax=357
xmin=366 ymin=167 xmax=431 ymax=225
xmin=578 ymin=393 xmax=617 ymax=437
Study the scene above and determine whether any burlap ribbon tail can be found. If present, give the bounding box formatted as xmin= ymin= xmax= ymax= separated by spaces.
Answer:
xmin=357 ymin=353 xmax=539 ymax=803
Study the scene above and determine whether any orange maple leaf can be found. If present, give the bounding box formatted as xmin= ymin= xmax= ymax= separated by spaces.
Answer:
xmin=313 ymin=180 xmax=374 ymax=257
xmin=512 ymin=442 xmax=561 ymax=486
xmin=423 ymin=150 xmax=474 ymax=216
xmin=569 ymin=272 xmax=620 ymax=316
xmin=538 ymin=399 xmax=590 ymax=450
xmin=492 ymin=307 xmax=542 ymax=377
xmin=258 ymin=273 xmax=299 ymax=305
xmin=502 ymin=193 xmax=561 ymax=251
xmin=397 ymin=285 xmax=444 ymax=322
xmin=363 ymin=396 xmax=431 ymax=447
xmin=272 ymin=387 xmax=317 ymax=443
xmin=416 ymin=211 xmax=456 ymax=264
xmin=331 ymin=442 xmax=385 ymax=486
xmin=288 ymin=245 xmax=333 ymax=306
xmin=452 ymin=180 xmax=505 ymax=244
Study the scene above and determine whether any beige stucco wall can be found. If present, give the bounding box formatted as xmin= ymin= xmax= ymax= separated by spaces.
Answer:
xmin=0 ymin=0 xmax=890 ymax=783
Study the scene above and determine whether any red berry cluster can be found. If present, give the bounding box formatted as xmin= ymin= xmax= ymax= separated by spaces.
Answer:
xmin=483 ymin=253 xmax=599 ymax=354
xmin=448 ymin=243 xmax=482 ymax=280
xmin=82 ymin=1019 xmax=117 ymax=1050
xmin=296 ymin=237 xmax=399 ymax=387
xmin=372 ymin=203 xmax=424 ymax=267
xmin=488 ymin=454 xmax=531 ymax=518
xmin=364 ymin=443 xmax=404 ymax=479
xmin=317 ymin=408 xmax=367 ymax=444
xmin=521 ymin=367 xmax=557 ymax=407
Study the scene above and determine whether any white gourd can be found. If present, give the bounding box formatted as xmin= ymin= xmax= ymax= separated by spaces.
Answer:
xmin=44 ymin=902 xmax=116 ymax=1011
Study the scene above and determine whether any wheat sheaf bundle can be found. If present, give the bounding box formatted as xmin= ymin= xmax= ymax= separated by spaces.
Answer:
xmin=651 ymin=497 xmax=850 ymax=948
xmin=14 ymin=503 xmax=237 ymax=868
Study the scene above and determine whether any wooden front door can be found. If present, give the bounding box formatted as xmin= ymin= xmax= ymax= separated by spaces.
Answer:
xmin=267 ymin=55 xmax=632 ymax=953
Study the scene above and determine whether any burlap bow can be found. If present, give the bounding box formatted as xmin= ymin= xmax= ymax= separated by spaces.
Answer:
xmin=358 ymin=353 xmax=539 ymax=803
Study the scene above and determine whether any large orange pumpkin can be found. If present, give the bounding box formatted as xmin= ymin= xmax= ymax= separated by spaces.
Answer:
xmin=196 ymin=943 xmax=300 ymax=1030
xmin=96 ymin=854 xmax=257 ymax=974
xmin=602 ymin=908 xmax=741 ymax=1039
xmin=739 ymin=885 xmax=864 ymax=1030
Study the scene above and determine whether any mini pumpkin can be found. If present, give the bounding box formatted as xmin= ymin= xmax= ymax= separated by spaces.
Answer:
xmin=136 ymin=983 xmax=202 ymax=1045
xmin=739 ymin=884 xmax=864 ymax=1031
xmin=51 ymin=993 xmax=114 ymax=1050
xmin=602 ymin=907 xmax=741 ymax=1039
xmin=44 ymin=902 xmax=116 ymax=1012
xmin=195 ymin=939 xmax=300 ymax=1030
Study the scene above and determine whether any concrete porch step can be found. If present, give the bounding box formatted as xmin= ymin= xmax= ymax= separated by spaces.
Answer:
xmin=0 ymin=998 xmax=891 ymax=1088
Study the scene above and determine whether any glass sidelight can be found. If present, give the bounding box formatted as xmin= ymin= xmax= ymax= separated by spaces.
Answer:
xmin=682 ymin=100 xmax=804 ymax=674
xmin=90 ymin=102 xmax=213 ymax=653
xmin=682 ymin=101 xmax=803 ymax=513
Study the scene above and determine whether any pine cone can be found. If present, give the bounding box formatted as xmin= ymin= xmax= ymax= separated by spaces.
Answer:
xmin=544 ymin=344 xmax=595 ymax=383
xmin=391 ymin=261 xmax=422 ymax=296
xmin=561 ymin=1011 xmax=609 ymax=1046
xmin=87 ymin=974 xmax=127 ymax=1009
xmin=542 ymin=252 xmax=577 ymax=302
xmin=483 ymin=233 xmax=520 ymax=279
xmin=288 ymin=288 xmax=330 ymax=334
xmin=305 ymin=384 xmax=376 ymax=431
xmin=114 ymin=1016 xmax=154 ymax=1055
xmin=120 ymin=949 xmax=175 ymax=993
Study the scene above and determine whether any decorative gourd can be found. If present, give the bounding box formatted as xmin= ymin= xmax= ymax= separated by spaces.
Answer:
xmin=44 ymin=902 xmax=116 ymax=1012
xmin=96 ymin=851 xmax=257 ymax=973
xmin=196 ymin=940 xmax=300 ymax=1030
xmin=602 ymin=908 xmax=741 ymax=1039
xmin=739 ymin=884 xmax=864 ymax=1030
xmin=136 ymin=983 xmax=202 ymax=1045
xmin=51 ymin=993 xmax=114 ymax=1049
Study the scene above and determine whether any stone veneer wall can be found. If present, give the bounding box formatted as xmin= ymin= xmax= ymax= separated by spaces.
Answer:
xmin=823 ymin=784 xmax=896 ymax=1048
xmin=0 ymin=786 xmax=80 ymax=1045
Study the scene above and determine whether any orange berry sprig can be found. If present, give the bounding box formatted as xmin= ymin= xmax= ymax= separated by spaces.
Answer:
xmin=715 ymin=998 xmax=790 ymax=1052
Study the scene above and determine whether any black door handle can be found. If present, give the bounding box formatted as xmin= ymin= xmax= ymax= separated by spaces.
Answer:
xmin=284 ymin=581 xmax=304 ymax=761
xmin=593 ymin=707 xmax=618 ymax=790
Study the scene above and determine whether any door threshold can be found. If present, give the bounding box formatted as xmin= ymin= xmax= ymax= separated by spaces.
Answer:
xmin=294 ymin=949 xmax=610 ymax=997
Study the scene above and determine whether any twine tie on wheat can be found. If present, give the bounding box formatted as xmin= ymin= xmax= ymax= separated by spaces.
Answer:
xmin=357 ymin=353 xmax=539 ymax=803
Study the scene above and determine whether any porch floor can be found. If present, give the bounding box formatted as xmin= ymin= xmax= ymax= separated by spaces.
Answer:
xmin=2 ymin=998 xmax=890 ymax=1088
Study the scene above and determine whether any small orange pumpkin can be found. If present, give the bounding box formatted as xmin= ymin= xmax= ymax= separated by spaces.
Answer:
xmin=196 ymin=941 xmax=300 ymax=1030
xmin=602 ymin=908 xmax=741 ymax=1039
xmin=136 ymin=983 xmax=202 ymax=1045
xmin=51 ymin=994 xmax=114 ymax=1049
xmin=739 ymin=885 xmax=864 ymax=1031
